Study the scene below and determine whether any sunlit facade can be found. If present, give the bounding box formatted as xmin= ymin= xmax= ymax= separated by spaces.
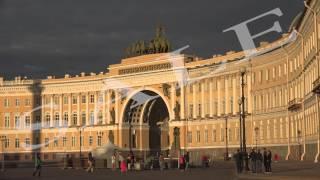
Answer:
xmin=1 ymin=0 xmax=320 ymax=163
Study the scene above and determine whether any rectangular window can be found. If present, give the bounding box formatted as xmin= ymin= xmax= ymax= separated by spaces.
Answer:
xmin=72 ymin=96 xmax=77 ymax=104
xmin=196 ymin=130 xmax=201 ymax=143
xmin=54 ymin=138 xmax=58 ymax=147
xmin=90 ymin=95 xmax=95 ymax=103
xmin=4 ymin=99 xmax=9 ymax=107
xmin=189 ymin=105 xmax=193 ymax=118
xmin=212 ymin=129 xmax=217 ymax=142
xmin=4 ymin=114 xmax=10 ymax=128
xmin=63 ymin=137 xmax=67 ymax=147
xmin=187 ymin=131 xmax=192 ymax=143
xmin=15 ymin=99 xmax=20 ymax=106
xmin=25 ymin=138 xmax=31 ymax=148
xmin=220 ymin=128 xmax=225 ymax=142
xmin=25 ymin=116 xmax=31 ymax=128
xmin=97 ymin=136 xmax=102 ymax=146
xmin=82 ymin=95 xmax=86 ymax=104
xmin=15 ymin=115 xmax=20 ymax=128
xmin=15 ymin=138 xmax=20 ymax=148
xmin=63 ymin=96 xmax=68 ymax=104
xmin=64 ymin=112 xmax=68 ymax=126
xmin=45 ymin=138 xmax=49 ymax=148
xmin=204 ymin=130 xmax=208 ymax=143
xmin=72 ymin=136 xmax=76 ymax=147
xmin=81 ymin=112 xmax=86 ymax=125
xmin=4 ymin=139 xmax=9 ymax=148
xmin=25 ymin=99 xmax=31 ymax=106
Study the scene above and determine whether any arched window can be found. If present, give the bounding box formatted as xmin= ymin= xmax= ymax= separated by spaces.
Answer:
xmin=63 ymin=112 xmax=68 ymax=126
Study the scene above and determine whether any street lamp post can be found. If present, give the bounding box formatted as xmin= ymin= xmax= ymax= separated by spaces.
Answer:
xmin=225 ymin=115 xmax=229 ymax=161
xmin=238 ymin=100 xmax=243 ymax=152
xmin=254 ymin=127 xmax=259 ymax=150
xmin=297 ymin=130 xmax=302 ymax=160
xmin=240 ymin=67 xmax=249 ymax=171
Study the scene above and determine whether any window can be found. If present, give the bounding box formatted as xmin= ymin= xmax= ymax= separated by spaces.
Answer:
xmin=81 ymin=112 xmax=86 ymax=125
xmin=44 ymin=97 xmax=50 ymax=105
xmin=90 ymin=94 xmax=95 ymax=103
xmin=63 ymin=137 xmax=67 ymax=146
xmin=97 ymin=136 xmax=102 ymax=146
xmin=54 ymin=138 xmax=58 ymax=147
xmin=25 ymin=138 xmax=31 ymax=148
xmin=72 ymin=96 xmax=77 ymax=104
xmin=81 ymin=95 xmax=86 ymax=104
xmin=25 ymin=116 xmax=31 ymax=128
xmin=15 ymin=99 xmax=20 ymax=106
xmin=220 ymin=128 xmax=225 ymax=142
xmin=228 ymin=129 xmax=232 ymax=141
xmin=72 ymin=136 xmax=76 ymax=147
xmin=98 ymin=94 xmax=103 ymax=103
xmin=189 ymin=105 xmax=193 ymax=118
xmin=72 ymin=113 xmax=77 ymax=125
xmin=54 ymin=113 xmax=59 ymax=127
xmin=63 ymin=96 xmax=68 ymax=104
xmin=4 ymin=139 xmax=9 ymax=148
xmin=89 ymin=136 xmax=93 ymax=146
xmin=25 ymin=99 xmax=31 ymax=106
xmin=4 ymin=114 xmax=10 ymax=128
xmin=54 ymin=96 xmax=59 ymax=105
xmin=45 ymin=113 xmax=50 ymax=127
xmin=63 ymin=112 xmax=68 ymax=126
xmin=98 ymin=111 xmax=103 ymax=124
xmin=45 ymin=138 xmax=49 ymax=148
xmin=15 ymin=138 xmax=20 ymax=148
xmin=198 ymin=104 xmax=201 ymax=117
xmin=204 ymin=130 xmax=208 ymax=143
xmin=4 ymin=99 xmax=9 ymax=107
xmin=212 ymin=129 xmax=217 ymax=142
xmin=196 ymin=130 xmax=200 ymax=143
xmin=187 ymin=131 xmax=192 ymax=143
xmin=15 ymin=115 xmax=20 ymax=128
xmin=90 ymin=111 xmax=94 ymax=125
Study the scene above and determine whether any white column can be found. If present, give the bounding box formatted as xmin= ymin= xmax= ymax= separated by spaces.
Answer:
xmin=217 ymin=79 xmax=221 ymax=116
xmin=50 ymin=95 xmax=54 ymax=127
xmin=180 ymin=84 xmax=185 ymax=120
xmin=115 ymin=90 xmax=120 ymax=124
xmin=41 ymin=95 xmax=45 ymax=128
xmin=233 ymin=76 xmax=237 ymax=115
xmin=103 ymin=91 xmax=106 ymax=124
xmin=192 ymin=84 xmax=196 ymax=119
xmin=247 ymin=74 xmax=252 ymax=113
xmin=171 ymin=83 xmax=176 ymax=120
xmin=225 ymin=77 xmax=229 ymax=114
xmin=68 ymin=94 xmax=72 ymax=126
xmin=209 ymin=79 xmax=213 ymax=117
xmin=106 ymin=90 xmax=111 ymax=124
xmin=86 ymin=93 xmax=89 ymax=125
xmin=59 ymin=95 xmax=63 ymax=127
xmin=201 ymin=81 xmax=205 ymax=118
xmin=77 ymin=94 xmax=80 ymax=126
xmin=94 ymin=92 xmax=98 ymax=125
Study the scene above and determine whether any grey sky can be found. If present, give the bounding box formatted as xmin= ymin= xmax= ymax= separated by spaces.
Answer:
xmin=0 ymin=0 xmax=303 ymax=79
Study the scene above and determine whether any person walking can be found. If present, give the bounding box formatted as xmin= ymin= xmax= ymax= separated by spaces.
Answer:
xmin=256 ymin=149 xmax=263 ymax=173
xmin=111 ymin=153 xmax=116 ymax=171
xmin=120 ymin=154 xmax=127 ymax=174
xmin=249 ymin=149 xmax=257 ymax=173
xmin=86 ymin=152 xmax=95 ymax=173
xmin=266 ymin=150 xmax=272 ymax=173
xmin=179 ymin=155 xmax=185 ymax=171
xmin=184 ymin=152 xmax=190 ymax=171
xmin=233 ymin=149 xmax=243 ymax=174
xmin=263 ymin=148 xmax=268 ymax=173
xmin=32 ymin=153 xmax=42 ymax=177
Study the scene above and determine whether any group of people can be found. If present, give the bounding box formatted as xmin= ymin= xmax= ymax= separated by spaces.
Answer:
xmin=233 ymin=148 xmax=273 ymax=174
xmin=178 ymin=152 xmax=190 ymax=171
xmin=111 ymin=151 xmax=135 ymax=173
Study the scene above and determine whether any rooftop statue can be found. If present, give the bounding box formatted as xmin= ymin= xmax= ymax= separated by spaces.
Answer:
xmin=125 ymin=26 xmax=171 ymax=58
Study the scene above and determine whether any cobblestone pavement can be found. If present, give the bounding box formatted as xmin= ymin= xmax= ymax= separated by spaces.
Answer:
xmin=0 ymin=161 xmax=320 ymax=180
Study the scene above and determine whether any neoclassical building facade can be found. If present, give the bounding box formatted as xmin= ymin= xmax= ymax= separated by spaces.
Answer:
xmin=1 ymin=0 xmax=320 ymax=163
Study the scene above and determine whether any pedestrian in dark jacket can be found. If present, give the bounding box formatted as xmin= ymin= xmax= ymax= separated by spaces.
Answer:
xmin=256 ymin=149 xmax=263 ymax=173
xmin=233 ymin=149 xmax=243 ymax=174
xmin=266 ymin=150 xmax=272 ymax=173
xmin=184 ymin=152 xmax=190 ymax=171
xmin=33 ymin=153 xmax=42 ymax=177
xmin=249 ymin=149 xmax=257 ymax=173
xmin=263 ymin=148 xmax=268 ymax=172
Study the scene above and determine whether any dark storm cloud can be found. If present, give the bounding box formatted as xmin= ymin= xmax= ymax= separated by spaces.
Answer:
xmin=0 ymin=0 xmax=303 ymax=79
